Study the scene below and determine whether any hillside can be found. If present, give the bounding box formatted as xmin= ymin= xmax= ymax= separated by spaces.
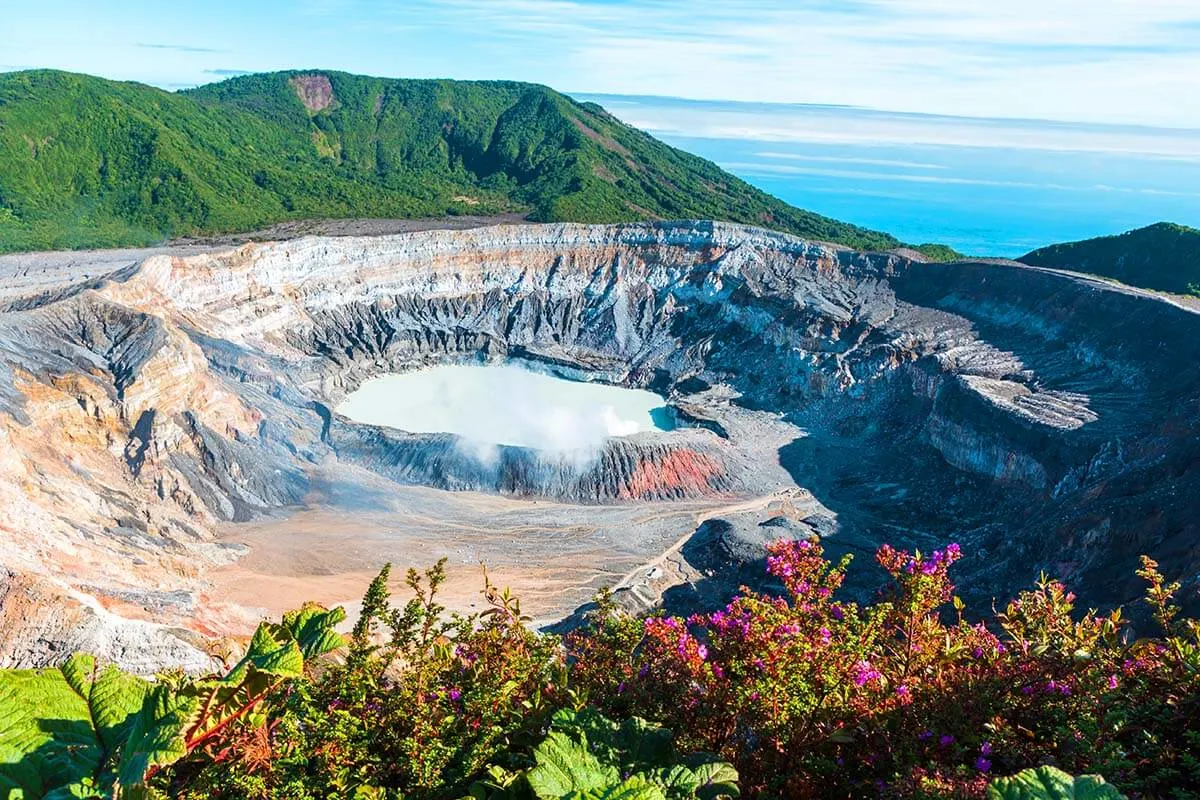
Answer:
xmin=1019 ymin=222 xmax=1200 ymax=296
xmin=0 ymin=69 xmax=923 ymax=254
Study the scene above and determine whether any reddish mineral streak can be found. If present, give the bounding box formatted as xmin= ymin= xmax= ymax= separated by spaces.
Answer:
xmin=620 ymin=449 xmax=725 ymax=500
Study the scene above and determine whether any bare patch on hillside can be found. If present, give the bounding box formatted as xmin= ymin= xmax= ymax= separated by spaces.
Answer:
xmin=593 ymin=164 xmax=619 ymax=184
xmin=290 ymin=74 xmax=335 ymax=113
xmin=624 ymin=201 xmax=659 ymax=218
xmin=571 ymin=117 xmax=633 ymax=159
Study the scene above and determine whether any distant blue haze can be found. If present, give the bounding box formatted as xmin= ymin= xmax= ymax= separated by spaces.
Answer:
xmin=582 ymin=95 xmax=1200 ymax=257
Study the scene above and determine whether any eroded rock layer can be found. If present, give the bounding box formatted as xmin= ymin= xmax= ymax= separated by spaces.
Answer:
xmin=1 ymin=221 xmax=1197 ymax=670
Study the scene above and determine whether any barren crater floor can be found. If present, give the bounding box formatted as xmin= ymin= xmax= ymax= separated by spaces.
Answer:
xmin=0 ymin=221 xmax=1197 ymax=672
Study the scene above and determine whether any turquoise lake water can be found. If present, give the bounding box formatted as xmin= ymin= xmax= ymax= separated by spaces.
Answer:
xmin=582 ymin=94 xmax=1200 ymax=258
xmin=337 ymin=364 xmax=672 ymax=450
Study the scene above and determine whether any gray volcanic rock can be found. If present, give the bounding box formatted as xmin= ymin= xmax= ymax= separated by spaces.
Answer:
xmin=0 ymin=221 xmax=1198 ymax=670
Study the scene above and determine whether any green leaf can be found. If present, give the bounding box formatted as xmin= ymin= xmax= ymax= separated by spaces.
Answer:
xmin=114 ymin=683 xmax=202 ymax=798
xmin=688 ymin=760 xmax=739 ymax=800
xmin=282 ymin=604 xmax=347 ymax=661
xmin=526 ymin=732 xmax=619 ymax=799
xmin=466 ymin=765 xmax=523 ymax=800
xmin=987 ymin=767 xmax=1127 ymax=800
xmin=116 ymin=621 xmax=307 ymax=795
xmin=91 ymin=666 xmax=151 ymax=756
xmin=0 ymin=654 xmax=148 ymax=800
xmin=568 ymin=776 xmax=668 ymax=800
xmin=645 ymin=765 xmax=699 ymax=798
xmin=616 ymin=718 xmax=674 ymax=773
xmin=225 ymin=622 xmax=306 ymax=683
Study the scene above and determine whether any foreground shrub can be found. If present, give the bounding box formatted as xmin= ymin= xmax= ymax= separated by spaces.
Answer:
xmin=170 ymin=560 xmax=568 ymax=799
xmin=2 ymin=541 xmax=1197 ymax=799
xmin=568 ymin=543 xmax=1200 ymax=798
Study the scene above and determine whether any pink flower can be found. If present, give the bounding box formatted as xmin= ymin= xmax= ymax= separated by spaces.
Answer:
xmin=852 ymin=660 xmax=882 ymax=687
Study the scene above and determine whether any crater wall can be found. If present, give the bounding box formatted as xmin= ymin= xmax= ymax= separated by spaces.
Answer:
xmin=1 ymin=221 xmax=1197 ymax=669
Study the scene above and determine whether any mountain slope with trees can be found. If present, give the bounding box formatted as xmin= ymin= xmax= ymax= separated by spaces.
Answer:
xmin=1020 ymin=222 xmax=1200 ymax=296
xmin=0 ymin=69 xmax=938 ymax=255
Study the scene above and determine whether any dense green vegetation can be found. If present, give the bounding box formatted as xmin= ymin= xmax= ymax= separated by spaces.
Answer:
xmin=2 ymin=544 xmax=1197 ymax=798
xmin=1019 ymin=222 xmax=1200 ymax=296
xmin=0 ymin=69 xmax=949 ymax=256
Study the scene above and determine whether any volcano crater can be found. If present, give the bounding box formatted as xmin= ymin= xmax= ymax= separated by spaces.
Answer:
xmin=1 ymin=221 xmax=1198 ymax=670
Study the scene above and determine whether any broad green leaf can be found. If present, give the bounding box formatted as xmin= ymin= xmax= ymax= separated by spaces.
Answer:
xmin=567 ymin=776 xmax=668 ymax=800
xmin=91 ymin=666 xmax=151 ymax=755
xmin=987 ymin=766 xmax=1127 ymax=800
xmin=645 ymin=765 xmax=699 ymax=797
xmin=688 ymin=760 xmax=739 ymax=800
xmin=529 ymin=711 xmax=738 ymax=800
xmin=552 ymin=708 xmax=621 ymax=767
xmin=616 ymin=718 xmax=674 ymax=773
xmin=116 ymin=623 xmax=304 ymax=795
xmin=552 ymin=709 xmax=677 ymax=775
xmin=0 ymin=654 xmax=148 ymax=800
xmin=466 ymin=765 xmax=522 ymax=800
xmin=114 ymin=683 xmax=202 ymax=798
xmin=224 ymin=622 xmax=306 ymax=683
xmin=281 ymin=604 xmax=346 ymax=661
xmin=527 ymin=731 xmax=619 ymax=799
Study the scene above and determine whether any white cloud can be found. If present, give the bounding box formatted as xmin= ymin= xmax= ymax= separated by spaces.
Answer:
xmin=8 ymin=0 xmax=1200 ymax=128
xmin=418 ymin=0 xmax=1200 ymax=127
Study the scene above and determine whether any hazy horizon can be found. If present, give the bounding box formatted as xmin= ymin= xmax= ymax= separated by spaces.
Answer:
xmin=579 ymin=92 xmax=1200 ymax=255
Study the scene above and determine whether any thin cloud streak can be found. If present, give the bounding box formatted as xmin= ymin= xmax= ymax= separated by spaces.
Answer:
xmin=724 ymin=161 xmax=1200 ymax=197
xmin=581 ymin=94 xmax=1200 ymax=160
xmin=753 ymin=152 xmax=948 ymax=170
xmin=137 ymin=42 xmax=227 ymax=54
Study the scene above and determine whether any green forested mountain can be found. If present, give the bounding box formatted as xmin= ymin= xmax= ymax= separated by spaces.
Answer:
xmin=0 ymin=69 xmax=920 ymax=254
xmin=1020 ymin=222 xmax=1200 ymax=296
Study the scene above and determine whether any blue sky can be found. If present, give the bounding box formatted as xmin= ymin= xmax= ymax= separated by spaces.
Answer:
xmin=3 ymin=0 xmax=1200 ymax=128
